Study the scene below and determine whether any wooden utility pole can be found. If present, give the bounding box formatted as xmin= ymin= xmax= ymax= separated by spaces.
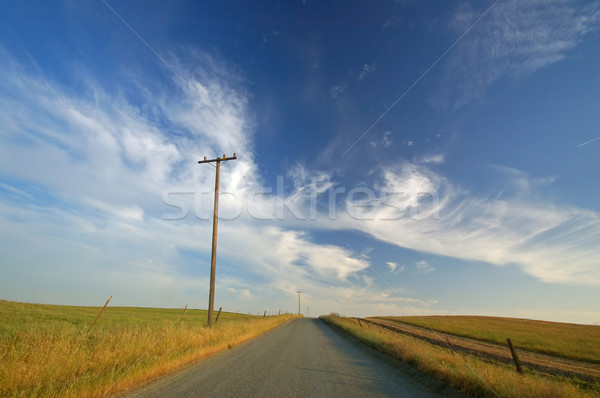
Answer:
xmin=296 ymin=290 xmax=302 ymax=315
xmin=198 ymin=153 xmax=237 ymax=328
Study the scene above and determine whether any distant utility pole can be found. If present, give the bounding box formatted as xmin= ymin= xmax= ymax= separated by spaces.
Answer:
xmin=297 ymin=290 xmax=302 ymax=315
xmin=198 ymin=153 xmax=237 ymax=328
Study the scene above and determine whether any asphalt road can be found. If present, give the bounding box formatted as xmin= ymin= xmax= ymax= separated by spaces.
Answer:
xmin=127 ymin=318 xmax=455 ymax=397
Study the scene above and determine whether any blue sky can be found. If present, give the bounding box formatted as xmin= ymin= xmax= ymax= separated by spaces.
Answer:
xmin=1 ymin=0 xmax=599 ymax=323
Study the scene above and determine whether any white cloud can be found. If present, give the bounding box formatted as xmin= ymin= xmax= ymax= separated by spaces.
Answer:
xmin=336 ymin=162 xmax=600 ymax=286
xmin=288 ymin=163 xmax=334 ymax=196
xmin=358 ymin=63 xmax=376 ymax=80
xmin=0 ymin=183 xmax=33 ymax=199
xmin=386 ymin=261 xmax=404 ymax=273
xmin=226 ymin=287 xmax=254 ymax=299
xmin=382 ymin=131 xmax=393 ymax=148
xmin=233 ymin=226 xmax=367 ymax=282
xmin=330 ymin=84 xmax=346 ymax=99
xmin=415 ymin=260 xmax=436 ymax=274
xmin=490 ymin=164 xmax=556 ymax=196
xmin=438 ymin=0 xmax=600 ymax=108
xmin=369 ymin=131 xmax=394 ymax=150
xmin=416 ymin=153 xmax=444 ymax=164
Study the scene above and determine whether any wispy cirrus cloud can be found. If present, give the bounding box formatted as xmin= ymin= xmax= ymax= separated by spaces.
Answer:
xmin=358 ymin=62 xmax=376 ymax=80
xmin=369 ymin=131 xmax=394 ymax=150
xmin=415 ymin=260 xmax=436 ymax=274
xmin=386 ymin=261 xmax=404 ymax=273
xmin=333 ymin=162 xmax=600 ymax=286
xmin=281 ymin=158 xmax=600 ymax=286
xmin=277 ymin=160 xmax=599 ymax=287
xmin=436 ymin=0 xmax=600 ymax=109
xmin=416 ymin=153 xmax=444 ymax=164
xmin=329 ymin=84 xmax=346 ymax=99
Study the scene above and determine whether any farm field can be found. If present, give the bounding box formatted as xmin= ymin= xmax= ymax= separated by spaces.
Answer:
xmin=376 ymin=315 xmax=600 ymax=364
xmin=366 ymin=317 xmax=600 ymax=383
xmin=0 ymin=300 xmax=297 ymax=397
xmin=321 ymin=315 xmax=600 ymax=398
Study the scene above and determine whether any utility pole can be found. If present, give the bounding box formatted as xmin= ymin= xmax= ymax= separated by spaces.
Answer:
xmin=297 ymin=290 xmax=302 ymax=315
xmin=198 ymin=153 xmax=237 ymax=328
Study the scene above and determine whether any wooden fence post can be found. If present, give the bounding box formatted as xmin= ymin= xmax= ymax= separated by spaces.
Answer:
xmin=87 ymin=296 xmax=112 ymax=333
xmin=215 ymin=307 xmax=223 ymax=323
xmin=445 ymin=335 xmax=454 ymax=356
xmin=177 ymin=304 xmax=188 ymax=326
xmin=507 ymin=338 xmax=523 ymax=373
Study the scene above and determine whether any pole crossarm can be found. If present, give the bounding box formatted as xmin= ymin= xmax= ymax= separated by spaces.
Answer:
xmin=198 ymin=152 xmax=237 ymax=328
xmin=198 ymin=154 xmax=237 ymax=164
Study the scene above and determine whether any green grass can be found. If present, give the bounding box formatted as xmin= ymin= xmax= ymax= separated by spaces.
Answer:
xmin=0 ymin=300 xmax=297 ymax=397
xmin=0 ymin=300 xmax=255 ymax=335
xmin=322 ymin=315 xmax=600 ymax=398
xmin=376 ymin=316 xmax=600 ymax=364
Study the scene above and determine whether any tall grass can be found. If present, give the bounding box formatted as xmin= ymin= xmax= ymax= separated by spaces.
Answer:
xmin=0 ymin=300 xmax=298 ymax=397
xmin=322 ymin=315 xmax=600 ymax=398
xmin=377 ymin=316 xmax=600 ymax=363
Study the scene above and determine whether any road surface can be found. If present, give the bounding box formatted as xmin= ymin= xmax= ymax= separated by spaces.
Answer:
xmin=127 ymin=318 xmax=459 ymax=397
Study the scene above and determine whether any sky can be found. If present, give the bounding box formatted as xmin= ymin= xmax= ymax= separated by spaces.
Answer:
xmin=0 ymin=0 xmax=599 ymax=324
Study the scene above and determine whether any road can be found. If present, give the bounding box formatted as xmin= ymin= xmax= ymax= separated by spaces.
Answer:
xmin=127 ymin=318 xmax=458 ymax=397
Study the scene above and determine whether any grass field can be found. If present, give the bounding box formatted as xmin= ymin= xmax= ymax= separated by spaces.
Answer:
xmin=376 ymin=316 xmax=600 ymax=364
xmin=0 ymin=300 xmax=298 ymax=397
xmin=321 ymin=315 xmax=600 ymax=398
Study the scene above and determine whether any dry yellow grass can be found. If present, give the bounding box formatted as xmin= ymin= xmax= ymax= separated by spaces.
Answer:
xmin=321 ymin=315 xmax=600 ymax=398
xmin=0 ymin=300 xmax=299 ymax=397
